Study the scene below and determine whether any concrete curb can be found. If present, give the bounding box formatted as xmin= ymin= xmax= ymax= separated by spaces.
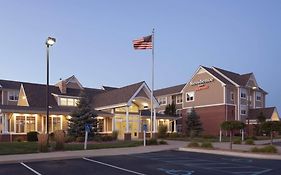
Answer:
xmin=178 ymin=147 xmax=281 ymax=160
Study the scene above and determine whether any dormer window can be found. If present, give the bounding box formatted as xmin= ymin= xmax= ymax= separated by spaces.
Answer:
xmin=8 ymin=91 xmax=19 ymax=101
xmin=59 ymin=97 xmax=79 ymax=106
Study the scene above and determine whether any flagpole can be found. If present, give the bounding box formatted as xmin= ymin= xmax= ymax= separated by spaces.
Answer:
xmin=151 ymin=28 xmax=155 ymax=138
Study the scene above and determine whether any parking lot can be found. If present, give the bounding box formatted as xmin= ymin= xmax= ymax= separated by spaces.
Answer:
xmin=0 ymin=150 xmax=280 ymax=175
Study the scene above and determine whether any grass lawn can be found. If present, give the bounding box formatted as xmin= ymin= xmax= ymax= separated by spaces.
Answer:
xmin=0 ymin=141 xmax=143 ymax=155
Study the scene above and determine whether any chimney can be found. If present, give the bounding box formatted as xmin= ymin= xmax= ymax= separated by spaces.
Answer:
xmin=57 ymin=80 xmax=67 ymax=94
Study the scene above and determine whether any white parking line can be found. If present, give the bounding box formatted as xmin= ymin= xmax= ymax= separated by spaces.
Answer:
xmin=82 ymin=157 xmax=147 ymax=175
xmin=20 ymin=162 xmax=42 ymax=175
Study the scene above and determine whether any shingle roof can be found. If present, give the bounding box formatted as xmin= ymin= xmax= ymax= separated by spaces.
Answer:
xmin=248 ymin=107 xmax=276 ymax=120
xmin=213 ymin=67 xmax=252 ymax=86
xmin=154 ymin=84 xmax=185 ymax=97
xmin=201 ymin=66 xmax=233 ymax=85
xmin=0 ymin=79 xmax=24 ymax=89
xmin=102 ymin=86 xmax=118 ymax=91
xmin=91 ymin=81 xmax=144 ymax=108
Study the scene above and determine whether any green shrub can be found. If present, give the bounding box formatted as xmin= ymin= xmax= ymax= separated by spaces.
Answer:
xmin=251 ymin=145 xmax=278 ymax=153
xmin=233 ymin=138 xmax=242 ymax=144
xmin=49 ymin=132 xmax=55 ymax=142
xmin=76 ymin=136 xmax=84 ymax=142
xmin=147 ymin=138 xmax=158 ymax=145
xmin=245 ymin=139 xmax=255 ymax=145
xmin=158 ymin=140 xmax=168 ymax=145
xmin=168 ymin=132 xmax=181 ymax=138
xmin=65 ymin=135 xmax=76 ymax=143
xmin=93 ymin=135 xmax=102 ymax=142
xmin=246 ymin=136 xmax=257 ymax=140
xmin=112 ymin=131 xmax=118 ymax=140
xmin=158 ymin=125 xmax=168 ymax=138
xmin=187 ymin=141 xmax=200 ymax=148
xmin=54 ymin=130 xmax=65 ymax=150
xmin=14 ymin=137 xmax=23 ymax=142
xmin=101 ymin=135 xmax=114 ymax=142
xmin=201 ymin=142 xmax=214 ymax=149
xmin=27 ymin=131 xmax=38 ymax=142
xmin=202 ymin=135 xmax=216 ymax=139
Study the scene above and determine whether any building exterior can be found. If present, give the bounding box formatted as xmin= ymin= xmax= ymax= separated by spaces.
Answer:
xmin=0 ymin=76 xmax=176 ymax=141
xmin=155 ymin=65 xmax=280 ymax=135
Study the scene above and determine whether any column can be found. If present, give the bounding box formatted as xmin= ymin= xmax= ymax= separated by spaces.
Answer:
xmin=3 ymin=114 xmax=9 ymax=133
xmin=153 ymin=109 xmax=157 ymax=133
xmin=173 ymin=120 xmax=177 ymax=132
xmin=111 ymin=109 xmax=116 ymax=131
xmin=126 ymin=106 xmax=129 ymax=133
xmin=124 ymin=106 xmax=131 ymax=140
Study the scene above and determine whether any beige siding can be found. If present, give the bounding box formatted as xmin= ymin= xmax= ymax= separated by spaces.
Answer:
xmin=182 ymin=72 xmax=224 ymax=108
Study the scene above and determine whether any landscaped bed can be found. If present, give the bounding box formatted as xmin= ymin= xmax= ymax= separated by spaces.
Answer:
xmin=0 ymin=141 xmax=143 ymax=155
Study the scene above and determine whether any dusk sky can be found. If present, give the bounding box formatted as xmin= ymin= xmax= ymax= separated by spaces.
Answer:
xmin=1 ymin=1 xmax=281 ymax=110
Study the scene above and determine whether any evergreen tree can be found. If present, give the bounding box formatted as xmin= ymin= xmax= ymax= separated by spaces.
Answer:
xmin=164 ymin=102 xmax=176 ymax=116
xmin=68 ymin=91 xmax=97 ymax=138
xmin=185 ymin=108 xmax=203 ymax=137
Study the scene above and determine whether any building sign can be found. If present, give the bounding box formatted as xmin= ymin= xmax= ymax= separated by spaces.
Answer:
xmin=190 ymin=78 xmax=214 ymax=86
xmin=195 ymin=85 xmax=209 ymax=91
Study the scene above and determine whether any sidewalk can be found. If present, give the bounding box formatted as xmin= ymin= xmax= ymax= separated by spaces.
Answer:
xmin=0 ymin=140 xmax=186 ymax=164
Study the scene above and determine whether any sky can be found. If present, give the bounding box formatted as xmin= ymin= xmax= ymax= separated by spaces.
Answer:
xmin=0 ymin=1 xmax=281 ymax=110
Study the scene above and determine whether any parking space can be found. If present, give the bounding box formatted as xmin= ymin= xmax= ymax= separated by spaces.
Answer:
xmin=0 ymin=150 xmax=280 ymax=175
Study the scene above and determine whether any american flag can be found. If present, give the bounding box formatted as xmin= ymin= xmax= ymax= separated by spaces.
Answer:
xmin=133 ymin=35 xmax=152 ymax=50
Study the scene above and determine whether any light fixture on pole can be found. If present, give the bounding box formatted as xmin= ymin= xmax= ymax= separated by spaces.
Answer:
xmin=45 ymin=36 xmax=56 ymax=146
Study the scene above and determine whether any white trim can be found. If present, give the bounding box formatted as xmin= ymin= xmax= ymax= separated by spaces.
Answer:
xmin=183 ymin=103 xmax=236 ymax=109
xmin=185 ymin=91 xmax=195 ymax=102
xmin=52 ymin=93 xmax=81 ymax=99
xmin=8 ymin=90 xmax=19 ymax=102
xmin=181 ymin=66 xmax=226 ymax=93
xmin=95 ymin=103 xmax=128 ymax=110
xmin=176 ymin=94 xmax=183 ymax=104
xmin=237 ymin=88 xmax=240 ymax=120
xmin=212 ymin=67 xmax=240 ymax=87
xmin=223 ymin=85 xmax=226 ymax=104
xmin=158 ymin=96 xmax=167 ymax=106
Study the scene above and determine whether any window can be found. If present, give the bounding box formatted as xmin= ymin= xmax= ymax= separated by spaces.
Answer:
xmin=241 ymin=110 xmax=247 ymax=115
xmin=16 ymin=116 xmax=25 ymax=133
xmin=256 ymin=92 xmax=262 ymax=101
xmin=176 ymin=95 xmax=183 ymax=104
xmin=230 ymin=92 xmax=234 ymax=101
xmin=8 ymin=91 xmax=19 ymax=101
xmin=240 ymin=89 xmax=247 ymax=99
xmin=158 ymin=97 xmax=167 ymax=105
xmin=241 ymin=92 xmax=246 ymax=99
xmin=186 ymin=92 xmax=194 ymax=102
xmin=176 ymin=109 xmax=182 ymax=116
xmin=26 ymin=116 xmax=36 ymax=132
xmin=60 ymin=97 xmax=79 ymax=106
xmin=53 ymin=117 xmax=61 ymax=131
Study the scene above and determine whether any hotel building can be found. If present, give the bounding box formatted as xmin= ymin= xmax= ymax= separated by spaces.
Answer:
xmin=155 ymin=65 xmax=280 ymax=135
xmin=0 ymin=76 xmax=176 ymax=141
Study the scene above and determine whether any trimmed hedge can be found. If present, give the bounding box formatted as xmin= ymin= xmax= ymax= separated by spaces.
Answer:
xmin=201 ymin=142 xmax=213 ymax=149
xmin=245 ymin=139 xmax=255 ymax=145
xmin=187 ymin=141 xmax=200 ymax=148
xmin=251 ymin=145 xmax=278 ymax=153
xmin=27 ymin=131 xmax=38 ymax=142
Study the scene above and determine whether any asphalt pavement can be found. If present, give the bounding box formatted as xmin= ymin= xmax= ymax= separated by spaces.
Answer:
xmin=1 ymin=150 xmax=281 ymax=175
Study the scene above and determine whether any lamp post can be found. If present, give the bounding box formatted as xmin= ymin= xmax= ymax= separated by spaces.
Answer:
xmin=45 ymin=37 xmax=56 ymax=145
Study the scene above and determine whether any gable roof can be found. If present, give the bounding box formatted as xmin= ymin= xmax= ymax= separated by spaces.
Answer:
xmin=213 ymin=67 xmax=252 ymax=86
xmin=248 ymin=107 xmax=277 ymax=120
xmin=154 ymin=84 xmax=185 ymax=97
xmin=201 ymin=66 xmax=233 ymax=85
xmin=102 ymin=86 xmax=118 ymax=91
xmin=91 ymin=81 xmax=145 ymax=108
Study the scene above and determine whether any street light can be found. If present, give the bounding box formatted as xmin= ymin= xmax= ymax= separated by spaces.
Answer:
xmin=45 ymin=36 xmax=56 ymax=145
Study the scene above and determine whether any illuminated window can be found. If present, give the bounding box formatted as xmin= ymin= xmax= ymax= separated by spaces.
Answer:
xmin=16 ymin=116 xmax=25 ymax=133
xmin=26 ymin=116 xmax=36 ymax=132
xmin=59 ymin=97 xmax=79 ymax=106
